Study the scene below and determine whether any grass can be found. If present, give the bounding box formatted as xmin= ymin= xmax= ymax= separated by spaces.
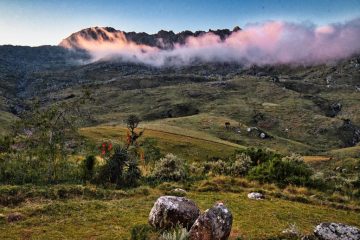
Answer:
xmin=0 ymin=186 xmax=359 ymax=240
xmin=80 ymin=124 xmax=243 ymax=162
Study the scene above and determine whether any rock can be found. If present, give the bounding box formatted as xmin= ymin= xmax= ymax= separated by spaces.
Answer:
xmin=314 ymin=222 xmax=360 ymax=240
xmin=7 ymin=212 xmax=24 ymax=223
xmin=247 ymin=192 xmax=265 ymax=200
xmin=260 ymin=132 xmax=267 ymax=139
xmin=189 ymin=203 xmax=233 ymax=240
xmin=148 ymin=196 xmax=200 ymax=230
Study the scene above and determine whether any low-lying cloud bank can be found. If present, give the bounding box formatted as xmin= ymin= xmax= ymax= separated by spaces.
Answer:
xmin=62 ymin=18 xmax=360 ymax=66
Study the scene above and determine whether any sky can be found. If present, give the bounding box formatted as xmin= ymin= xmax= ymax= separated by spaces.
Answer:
xmin=0 ymin=0 xmax=359 ymax=46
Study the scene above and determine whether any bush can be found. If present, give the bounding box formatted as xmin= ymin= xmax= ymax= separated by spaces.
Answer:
xmin=122 ymin=158 xmax=142 ymax=188
xmin=151 ymin=154 xmax=187 ymax=181
xmin=98 ymin=146 xmax=141 ymax=188
xmin=207 ymin=160 xmax=227 ymax=175
xmin=130 ymin=224 xmax=155 ymax=240
xmin=161 ymin=225 xmax=189 ymax=240
xmin=227 ymin=153 xmax=252 ymax=176
xmin=236 ymin=148 xmax=282 ymax=166
xmin=247 ymin=157 xmax=313 ymax=187
xmin=140 ymin=138 xmax=163 ymax=165
xmin=82 ymin=155 xmax=96 ymax=182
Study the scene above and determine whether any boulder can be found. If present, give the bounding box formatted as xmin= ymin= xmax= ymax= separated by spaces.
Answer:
xmin=7 ymin=212 xmax=24 ymax=223
xmin=247 ymin=192 xmax=265 ymax=200
xmin=189 ymin=203 xmax=232 ymax=240
xmin=314 ymin=223 xmax=360 ymax=240
xmin=148 ymin=196 xmax=200 ymax=230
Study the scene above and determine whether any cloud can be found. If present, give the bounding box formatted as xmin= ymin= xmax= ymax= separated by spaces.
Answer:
xmin=62 ymin=18 xmax=360 ymax=66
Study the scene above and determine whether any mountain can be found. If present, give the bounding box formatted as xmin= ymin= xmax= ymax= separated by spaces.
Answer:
xmin=0 ymin=26 xmax=360 ymax=155
xmin=59 ymin=26 xmax=242 ymax=49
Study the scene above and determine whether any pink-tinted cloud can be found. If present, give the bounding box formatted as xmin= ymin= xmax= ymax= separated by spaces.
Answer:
xmin=62 ymin=18 xmax=360 ymax=66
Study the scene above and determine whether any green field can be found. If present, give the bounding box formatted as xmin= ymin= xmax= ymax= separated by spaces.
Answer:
xmin=1 ymin=185 xmax=359 ymax=240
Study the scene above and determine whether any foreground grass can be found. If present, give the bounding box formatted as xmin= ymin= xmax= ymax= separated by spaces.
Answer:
xmin=1 ymin=187 xmax=359 ymax=240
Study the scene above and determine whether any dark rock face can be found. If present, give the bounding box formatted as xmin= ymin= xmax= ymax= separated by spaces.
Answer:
xmin=337 ymin=119 xmax=360 ymax=147
xmin=148 ymin=196 xmax=200 ymax=230
xmin=189 ymin=203 xmax=233 ymax=240
xmin=314 ymin=223 xmax=360 ymax=240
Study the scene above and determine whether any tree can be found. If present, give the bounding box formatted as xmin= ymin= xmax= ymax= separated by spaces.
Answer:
xmin=126 ymin=114 xmax=144 ymax=148
xmin=8 ymin=90 xmax=93 ymax=183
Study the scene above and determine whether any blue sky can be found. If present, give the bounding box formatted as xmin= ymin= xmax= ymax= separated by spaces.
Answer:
xmin=0 ymin=0 xmax=359 ymax=46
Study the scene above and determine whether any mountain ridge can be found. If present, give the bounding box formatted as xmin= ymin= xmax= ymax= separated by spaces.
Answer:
xmin=59 ymin=26 xmax=242 ymax=49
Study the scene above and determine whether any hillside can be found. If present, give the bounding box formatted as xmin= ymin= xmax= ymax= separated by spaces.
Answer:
xmin=0 ymin=45 xmax=359 ymax=154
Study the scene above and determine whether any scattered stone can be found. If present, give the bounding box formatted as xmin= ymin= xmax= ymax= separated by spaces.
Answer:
xmin=149 ymin=196 xmax=200 ymax=230
xmin=314 ymin=222 xmax=360 ymax=240
xmin=189 ymin=203 xmax=232 ymax=240
xmin=247 ymin=192 xmax=265 ymax=200
xmin=7 ymin=212 xmax=24 ymax=223
xmin=260 ymin=132 xmax=267 ymax=139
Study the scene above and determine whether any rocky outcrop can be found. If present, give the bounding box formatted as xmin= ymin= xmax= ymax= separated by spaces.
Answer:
xmin=189 ymin=203 xmax=233 ymax=240
xmin=337 ymin=119 xmax=360 ymax=147
xmin=148 ymin=196 xmax=200 ymax=230
xmin=60 ymin=26 xmax=241 ymax=50
xmin=314 ymin=223 xmax=360 ymax=240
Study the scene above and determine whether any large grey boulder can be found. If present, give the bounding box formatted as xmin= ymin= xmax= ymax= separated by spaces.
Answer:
xmin=314 ymin=223 xmax=360 ymax=240
xmin=189 ymin=203 xmax=233 ymax=240
xmin=148 ymin=196 xmax=200 ymax=230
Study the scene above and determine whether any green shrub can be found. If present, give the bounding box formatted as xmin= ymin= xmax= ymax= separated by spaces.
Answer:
xmin=247 ymin=157 xmax=313 ymax=187
xmin=98 ymin=146 xmax=141 ymax=188
xmin=82 ymin=155 xmax=96 ymax=182
xmin=122 ymin=158 xmax=141 ymax=188
xmin=161 ymin=225 xmax=189 ymax=240
xmin=227 ymin=153 xmax=252 ymax=176
xmin=130 ymin=224 xmax=155 ymax=240
xmin=140 ymin=138 xmax=163 ymax=165
xmin=236 ymin=148 xmax=282 ymax=166
xmin=151 ymin=154 xmax=187 ymax=181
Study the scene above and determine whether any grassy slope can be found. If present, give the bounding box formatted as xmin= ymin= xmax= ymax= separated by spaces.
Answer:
xmin=1 ymin=189 xmax=359 ymax=240
xmin=80 ymin=123 xmax=243 ymax=162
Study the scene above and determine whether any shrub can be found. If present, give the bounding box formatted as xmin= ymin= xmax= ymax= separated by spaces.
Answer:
xmin=130 ymin=224 xmax=155 ymax=240
xmin=98 ymin=146 xmax=141 ymax=188
xmin=281 ymin=153 xmax=304 ymax=163
xmin=152 ymin=154 xmax=187 ymax=181
xmin=227 ymin=153 xmax=252 ymax=176
xmin=247 ymin=157 xmax=313 ymax=187
xmin=82 ymin=155 xmax=96 ymax=182
xmin=207 ymin=160 xmax=227 ymax=175
xmin=161 ymin=225 xmax=189 ymax=240
xmin=140 ymin=138 xmax=163 ymax=165
xmin=236 ymin=148 xmax=282 ymax=166
xmin=122 ymin=158 xmax=142 ymax=188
